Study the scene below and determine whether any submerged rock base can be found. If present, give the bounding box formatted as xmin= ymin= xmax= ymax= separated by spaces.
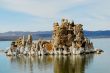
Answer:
xmin=5 ymin=19 xmax=103 ymax=56
xmin=5 ymin=46 xmax=103 ymax=56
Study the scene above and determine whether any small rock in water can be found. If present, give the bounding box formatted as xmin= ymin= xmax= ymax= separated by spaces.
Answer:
xmin=95 ymin=49 xmax=104 ymax=54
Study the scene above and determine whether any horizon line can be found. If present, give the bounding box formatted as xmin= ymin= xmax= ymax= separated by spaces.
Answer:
xmin=0 ymin=30 xmax=110 ymax=33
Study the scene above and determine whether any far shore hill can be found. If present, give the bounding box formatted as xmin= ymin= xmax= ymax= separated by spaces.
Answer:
xmin=0 ymin=30 xmax=110 ymax=41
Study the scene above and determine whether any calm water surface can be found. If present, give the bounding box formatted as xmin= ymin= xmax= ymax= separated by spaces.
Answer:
xmin=0 ymin=38 xmax=110 ymax=73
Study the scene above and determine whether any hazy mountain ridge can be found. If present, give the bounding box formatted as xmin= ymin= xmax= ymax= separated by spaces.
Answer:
xmin=84 ymin=30 xmax=110 ymax=38
xmin=0 ymin=30 xmax=110 ymax=41
xmin=0 ymin=31 xmax=52 ymax=41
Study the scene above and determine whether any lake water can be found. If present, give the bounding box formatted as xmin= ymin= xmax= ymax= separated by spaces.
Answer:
xmin=0 ymin=38 xmax=110 ymax=73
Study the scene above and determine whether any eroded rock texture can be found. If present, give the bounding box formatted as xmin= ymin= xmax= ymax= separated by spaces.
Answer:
xmin=52 ymin=19 xmax=94 ymax=54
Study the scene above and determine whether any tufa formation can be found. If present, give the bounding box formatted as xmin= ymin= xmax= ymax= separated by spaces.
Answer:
xmin=52 ymin=19 xmax=94 ymax=54
xmin=5 ymin=19 xmax=103 ymax=56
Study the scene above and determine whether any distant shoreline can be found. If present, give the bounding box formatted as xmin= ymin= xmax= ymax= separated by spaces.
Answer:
xmin=0 ymin=30 xmax=110 ymax=41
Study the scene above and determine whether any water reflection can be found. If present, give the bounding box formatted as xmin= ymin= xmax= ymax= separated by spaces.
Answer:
xmin=54 ymin=55 xmax=94 ymax=73
xmin=6 ymin=54 xmax=94 ymax=73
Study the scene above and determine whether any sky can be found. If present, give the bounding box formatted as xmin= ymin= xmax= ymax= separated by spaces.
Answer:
xmin=0 ymin=0 xmax=110 ymax=32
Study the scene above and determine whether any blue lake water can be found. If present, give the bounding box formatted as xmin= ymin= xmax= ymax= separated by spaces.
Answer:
xmin=0 ymin=38 xmax=110 ymax=73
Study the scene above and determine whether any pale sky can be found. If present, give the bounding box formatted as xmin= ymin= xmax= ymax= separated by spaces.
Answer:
xmin=0 ymin=0 xmax=110 ymax=32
